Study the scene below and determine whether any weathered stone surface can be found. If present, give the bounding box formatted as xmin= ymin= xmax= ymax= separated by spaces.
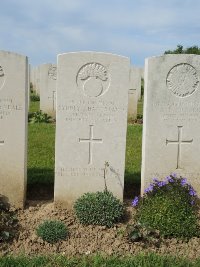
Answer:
xmin=141 ymin=54 xmax=200 ymax=194
xmin=40 ymin=63 xmax=57 ymax=117
xmin=0 ymin=51 xmax=28 ymax=208
xmin=55 ymin=52 xmax=130 ymax=207
xmin=35 ymin=66 xmax=41 ymax=95
xmin=128 ymin=66 xmax=141 ymax=120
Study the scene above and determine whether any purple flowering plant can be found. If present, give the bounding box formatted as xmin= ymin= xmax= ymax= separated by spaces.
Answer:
xmin=132 ymin=174 xmax=198 ymax=208
xmin=131 ymin=174 xmax=200 ymax=238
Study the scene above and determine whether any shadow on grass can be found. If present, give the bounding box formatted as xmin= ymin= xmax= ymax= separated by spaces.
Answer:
xmin=28 ymin=168 xmax=54 ymax=184
xmin=27 ymin=168 xmax=141 ymax=201
xmin=124 ymin=171 xmax=141 ymax=199
xmin=27 ymin=168 xmax=54 ymax=200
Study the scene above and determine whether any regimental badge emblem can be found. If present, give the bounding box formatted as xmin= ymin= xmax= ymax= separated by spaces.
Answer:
xmin=166 ymin=63 xmax=199 ymax=97
xmin=76 ymin=63 xmax=110 ymax=97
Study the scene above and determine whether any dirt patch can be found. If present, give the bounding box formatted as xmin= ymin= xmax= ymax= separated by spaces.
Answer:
xmin=1 ymin=199 xmax=200 ymax=260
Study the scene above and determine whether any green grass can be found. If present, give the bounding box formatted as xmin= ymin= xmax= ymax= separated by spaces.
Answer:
xmin=0 ymin=253 xmax=198 ymax=266
xmin=28 ymin=123 xmax=55 ymax=184
xmin=29 ymin=92 xmax=40 ymax=113
xmin=29 ymin=100 xmax=40 ymax=113
xmin=137 ymin=98 xmax=143 ymax=118
xmin=125 ymin=124 xmax=142 ymax=183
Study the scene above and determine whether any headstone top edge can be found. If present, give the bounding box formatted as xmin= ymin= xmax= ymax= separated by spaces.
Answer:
xmin=0 ymin=50 xmax=28 ymax=59
xmin=146 ymin=54 xmax=200 ymax=62
xmin=57 ymin=51 xmax=130 ymax=61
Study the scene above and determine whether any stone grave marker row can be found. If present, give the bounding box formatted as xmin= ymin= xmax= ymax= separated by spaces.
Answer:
xmin=4 ymin=50 xmax=200 ymax=211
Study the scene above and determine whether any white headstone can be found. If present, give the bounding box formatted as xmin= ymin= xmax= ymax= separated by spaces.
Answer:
xmin=141 ymin=54 xmax=200 ymax=194
xmin=0 ymin=51 xmax=28 ymax=208
xmin=40 ymin=63 xmax=57 ymax=117
xmin=35 ymin=66 xmax=41 ymax=95
xmin=28 ymin=64 xmax=30 ymax=109
xmin=33 ymin=67 xmax=37 ymax=92
xmin=128 ymin=66 xmax=141 ymax=120
xmin=55 ymin=52 xmax=130 ymax=208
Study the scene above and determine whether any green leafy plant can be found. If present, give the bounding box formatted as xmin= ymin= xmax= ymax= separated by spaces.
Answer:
xmin=30 ymin=93 xmax=40 ymax=102
xmin=127 ymin=222 xmax=161 ymax=247
xmin=131 ymin=174 xmax=200 ymax=239
xmin=29 ymin=110 xmax=52 ymax=123
xmin=74 ymin=190 xmax=124 ymax=227
xmin=36 ymin=220 xmax=68 ymax=243
xmin=0 ymin=195 xmax=18 ymax=242
xmin=74 ymin=162 xmax=124 ymax=227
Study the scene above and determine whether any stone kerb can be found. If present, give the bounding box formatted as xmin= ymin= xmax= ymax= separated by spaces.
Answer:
xmin=141 ymin=54 xmax=200 ymax=195
xmin=55 ymin=52 xmax=130 ymax=208
xmin=40 ymin=63 xmax=57 ymax=117
xmin=0 ymin=50 xmax=28 ymax=208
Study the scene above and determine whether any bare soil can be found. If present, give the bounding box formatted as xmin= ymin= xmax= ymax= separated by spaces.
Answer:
xmin=1 ymin=191 xmax=200 ymax=260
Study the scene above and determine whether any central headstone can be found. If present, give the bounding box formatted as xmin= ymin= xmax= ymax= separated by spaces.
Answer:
xmin=141 ymin=54 xmax=200 ymax=194
xmin=55 ymin=52 xmax=130 ymax=208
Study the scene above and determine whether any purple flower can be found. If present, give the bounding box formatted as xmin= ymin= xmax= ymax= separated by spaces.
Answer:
xmin=157 ymin=181 xmax=167 ymax=187
xmin=153 ymin=177 xmax=159 ymax=183
xmin=180 ymin=178 xmax=187 ymax=186
xmin=165 ymin=176 xmax=174 ymax=183
xmin=144 ymin=184 xmax=154 ymax=193
xmin=190 ymin=200 xmax=195 ymax=205
xmin=132 ymin=196 xmax=139 ymax=207
xmin=171 ymin=173 xmax=177 ymax=178
xmin=189 ymin=187 xmax=197 ymax=196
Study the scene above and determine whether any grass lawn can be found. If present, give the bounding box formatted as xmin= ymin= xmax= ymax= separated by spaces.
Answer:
xmin=137 ymin=98 xmax=143 ymax=118
xmin=0 ymin=253 xmax=199 ymax=267
xmin=28 ymin=123 xmax=55 ymax=184
xmin=29 ymin=99 xmax=40 ymax=113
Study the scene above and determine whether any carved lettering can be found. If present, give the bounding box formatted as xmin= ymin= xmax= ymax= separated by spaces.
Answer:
xmin=48 ymin=65 xmax=57 ymax=80
xmin=58 ymin=99 xmax=126 ymax=123
xmin=0 ymin=98 xmax=23 ymax=119
xmin=0 ymin=65 xmax=5 ymax=90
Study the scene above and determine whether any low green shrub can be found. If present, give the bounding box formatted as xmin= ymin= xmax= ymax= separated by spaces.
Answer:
xmin=131 ymin=174 xmax=200 ymax=239
xmin=29 ymin=110 xmax=52 ymax=123
xmin=74 ymin=190 xmax=124 ymax=227
xmin=30 ymin=94 xmax=40 ymax=101
xmin=36 ymin=220 xmax=68 ymax=243
xmin=0 ymin=195 xmax=18 ymax=242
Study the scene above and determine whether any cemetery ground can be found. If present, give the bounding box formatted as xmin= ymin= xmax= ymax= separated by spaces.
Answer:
xmin=2 ymin=98 xmax=200 ymax=266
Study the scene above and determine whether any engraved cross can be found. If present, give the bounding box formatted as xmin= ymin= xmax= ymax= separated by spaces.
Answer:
xmin=79 ymin=125 xmax=103 ymax=165
xmin=166 ymin=126 xmax=193 ymax=169
xmin=48 ymin=91 xmax=56 ymax=111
